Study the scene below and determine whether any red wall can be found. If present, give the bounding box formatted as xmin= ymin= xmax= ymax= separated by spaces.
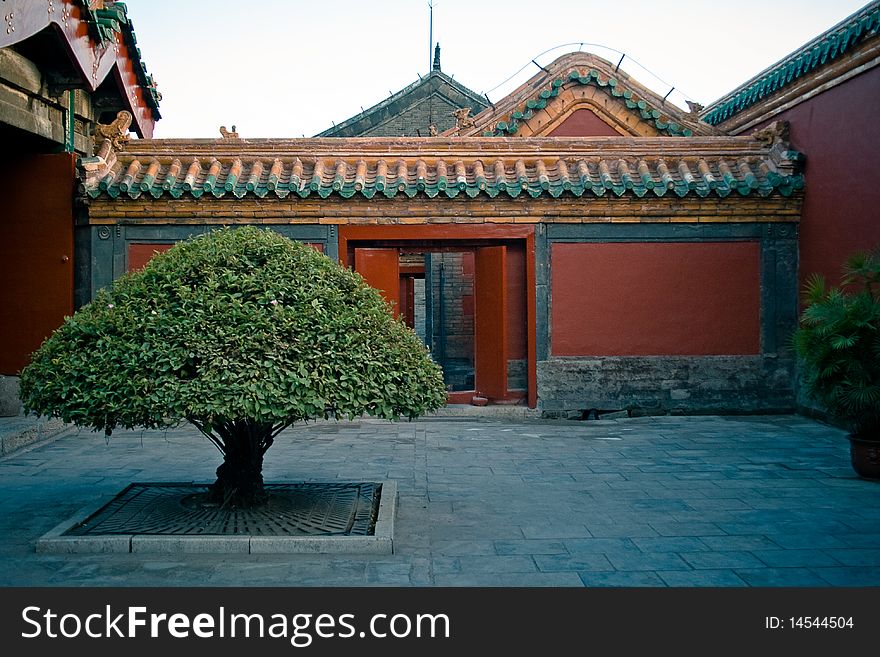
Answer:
xmin=128 ymin=243 xmax=174 ymax=271
xmin=548 ymin=108 xmax=620 ymax=137
xmin=551 ymin=242 xmax=761 ymax=356
xmin=756 ymin=65 xmax=880 ymax=289
xmin=127 ymin=241 xmax=325 ymax=272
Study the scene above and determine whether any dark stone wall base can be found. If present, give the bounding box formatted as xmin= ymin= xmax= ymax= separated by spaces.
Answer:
xmin=538 ymin=355 xmax=795 ymax=416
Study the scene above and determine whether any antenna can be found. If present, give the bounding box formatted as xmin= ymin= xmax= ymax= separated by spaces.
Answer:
xmin=428 ymin=1 xmax=434 ymax=74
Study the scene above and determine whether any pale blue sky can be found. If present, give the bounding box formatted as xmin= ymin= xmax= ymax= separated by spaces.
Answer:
xmin=127 ymin=0 xmax=870 ymax=138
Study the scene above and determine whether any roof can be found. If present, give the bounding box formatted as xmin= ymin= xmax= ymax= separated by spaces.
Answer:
xmin=449 ymin=52 xmax=720 ymax=138
xmin=702 ymin=1 xmax=880 ymax=126
xmin=315 ymin=63 xmax=487 ymax=137
xmin=0 ymin=0 xmax=161 ymax=136
xmin=81 ymin=136 xmax=803 ymax=202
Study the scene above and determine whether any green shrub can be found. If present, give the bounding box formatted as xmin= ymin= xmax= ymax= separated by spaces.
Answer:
xmin=21 ymin=227 xmax=446 ymax=505
xmin=793 ymin=248 xmax=880 ymax=438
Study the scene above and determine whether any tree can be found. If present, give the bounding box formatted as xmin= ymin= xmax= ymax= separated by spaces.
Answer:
xmin=20 ymin=227 xmax=446 ymax=507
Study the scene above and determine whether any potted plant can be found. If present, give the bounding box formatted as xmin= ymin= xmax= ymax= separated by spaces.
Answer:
xmin=793 ymin=248 xmax=880 ymax=479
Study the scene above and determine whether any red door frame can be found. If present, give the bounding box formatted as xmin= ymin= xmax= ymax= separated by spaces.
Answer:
xmin=474 ymin=245 xmax=509 ymax=401
xmin=354 ymin=247 xmax=401 ymax=316
xmin=338 ymin=224 xmax=537 ymax=409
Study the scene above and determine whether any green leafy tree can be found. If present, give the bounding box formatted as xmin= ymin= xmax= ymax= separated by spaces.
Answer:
xmin=20 ymin=227 xmax=446 ymax=506
xmin=793 ymin=248 xmax=880 ymax=438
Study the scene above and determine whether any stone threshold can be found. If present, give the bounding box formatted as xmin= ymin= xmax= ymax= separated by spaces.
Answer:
xmin=36 ymin=481 xmax=397 ymax=555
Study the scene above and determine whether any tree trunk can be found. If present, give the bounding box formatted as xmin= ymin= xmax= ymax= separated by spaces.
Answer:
xmin=207 ymin=420 xmax=274 ymax=508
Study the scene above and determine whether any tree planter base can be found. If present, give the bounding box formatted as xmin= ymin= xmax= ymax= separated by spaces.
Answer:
xmin=849 ymin=436 xmax=880 ymax=480
xmin=36 ymin=481 xmax=397 ymax=554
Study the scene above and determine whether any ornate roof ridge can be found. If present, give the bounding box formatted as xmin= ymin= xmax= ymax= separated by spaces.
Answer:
xmin=452 ymin=51 xmax=717 ymax=138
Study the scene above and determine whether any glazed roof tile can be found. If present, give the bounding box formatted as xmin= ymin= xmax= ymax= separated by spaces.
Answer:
xmin=82 ymin=137 xmax=803 ymax=201
xmin=702 ymin=1 xmax=880 ymax=125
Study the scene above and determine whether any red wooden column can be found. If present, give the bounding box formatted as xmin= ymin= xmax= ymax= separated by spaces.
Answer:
xmin=474 ymin=245 xmax=508 ymax=400
xmin=354 ymin=248 xmax=401 ymax=317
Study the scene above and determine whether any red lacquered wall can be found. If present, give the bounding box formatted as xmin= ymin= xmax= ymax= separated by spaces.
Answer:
xmin=551 ymin=242 xmax=761 ymax=356
xmin=128 ymin=243 xmax=174 ymax=271
xmin=754 ymin=65 xmax=880 ymax=289
xmin=127 ymin=241 xmax=325 ymax=272
xmin=548 ymin=108 xmax=620 ymax=136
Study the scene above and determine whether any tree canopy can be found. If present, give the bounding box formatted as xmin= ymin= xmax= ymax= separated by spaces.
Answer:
xmin=21 ymin=226 xmax=446 ymax=434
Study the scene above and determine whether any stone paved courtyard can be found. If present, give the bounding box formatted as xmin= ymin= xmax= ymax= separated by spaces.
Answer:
xmin=1 ymin=414 xmax=878 ymax=586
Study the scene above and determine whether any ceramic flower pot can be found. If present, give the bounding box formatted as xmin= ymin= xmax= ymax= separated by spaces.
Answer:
xmin=849 ymin=435 xmax=880 ymax=480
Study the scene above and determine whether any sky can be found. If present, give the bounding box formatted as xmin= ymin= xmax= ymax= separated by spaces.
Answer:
xmin=127 ymin=0 xmax=870 ymax=139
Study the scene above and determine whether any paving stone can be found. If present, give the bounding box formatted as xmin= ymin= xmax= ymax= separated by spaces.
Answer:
xmin=820 ymin=549 xmax=880 ymax=567
xmin=680 ymin=550 xmax=765 ymax=569
xmin=698 ymin=535 xmax=781 ymax=551
xmin=534 ymin=553 xmax=614 ymax=572
xmin=810 ymin=567 xmax=880 ymax=586
xmin=735 ymin=568 xmax=833 ymax=587
xmin=433 ymin=572 xmax=584 ymax=587
xmin=494 ymin=539 xmax=567 ymax=555
xmin=752 ymin=549 xmax=842 ymax=568
xmin=648 ymin=521 xmax=728 ymax=537
xmin=563 ymin=538 xmax=641 ymax=555
xmin=583 ymin=522 xmax=660 ymax=538
xmin=0 ymin=415 xmax=877 ymax=586
xmin=657 ymin=569 xmax=748 ymax=587
xmin=578 ymin=571 xmax=667 ymax=587
xmin=605 ymin=551 xmax=692 ymax=572
xmin=761 ymin=534 xmax=849 ymax=549
xmin=631 ymin=537 xmax=710 ymax=553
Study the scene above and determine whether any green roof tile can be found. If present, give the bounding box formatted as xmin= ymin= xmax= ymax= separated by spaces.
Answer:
xmin=83 ymin=148 xmax=803 ymax=204
xmin=490 ymin=67 xmax=694 ymax=137
xmin=703 ymin=1 xmax=879 ymax=125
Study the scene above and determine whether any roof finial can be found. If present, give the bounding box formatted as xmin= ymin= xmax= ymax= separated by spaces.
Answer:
xmin=433 ymin=42 xmax=441 ymax=71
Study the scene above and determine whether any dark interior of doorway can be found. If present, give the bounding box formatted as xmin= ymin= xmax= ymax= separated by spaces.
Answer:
xmin=400 ymin=251 xmax=475 ymax=393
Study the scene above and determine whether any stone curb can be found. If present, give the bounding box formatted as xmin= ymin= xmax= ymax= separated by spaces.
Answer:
xmin=0 ymin=417 xmax=68 ymax=457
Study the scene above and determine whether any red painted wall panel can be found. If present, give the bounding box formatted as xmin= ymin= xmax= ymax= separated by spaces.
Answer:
xmin=551 ymin=242 xmax=761 ymax=356
xmin=128 ymin=243 xmax=174 ymax=272
xmin=754 ymin=66 xmax=880 ymax=289
xmin=548 ymin=108 xmax=620 ymax=137
xmin=128 ymin=241 xmax=324 ymax=273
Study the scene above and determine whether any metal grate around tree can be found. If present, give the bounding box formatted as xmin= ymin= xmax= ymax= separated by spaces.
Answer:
xmin=64 ymin=482 xmax=382 ymax=537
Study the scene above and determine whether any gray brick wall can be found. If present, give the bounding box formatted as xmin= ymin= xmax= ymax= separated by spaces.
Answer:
xmin=537 ymin=355 xmax=796 ymax=417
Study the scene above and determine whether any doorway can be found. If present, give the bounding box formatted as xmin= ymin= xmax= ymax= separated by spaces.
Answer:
xmin=340 ymin=225 xmax=536 ymax=407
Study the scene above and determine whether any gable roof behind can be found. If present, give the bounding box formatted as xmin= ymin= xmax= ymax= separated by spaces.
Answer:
xmin=702 ymin=1 xmax=880 ymax=128
xmin=316 ymin=69 xmax=487 ymax=138
xmin=448 ymin=52 xmax=720 ymax=138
